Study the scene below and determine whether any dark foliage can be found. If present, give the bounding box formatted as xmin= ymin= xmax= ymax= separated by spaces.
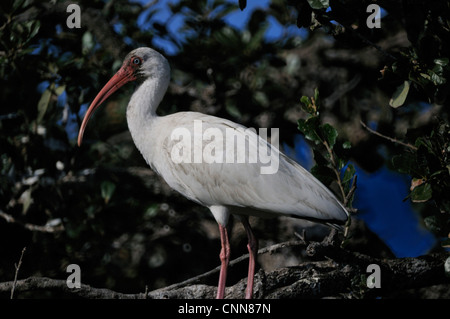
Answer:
xmin=0 ymin=0 xmax=449 ymax=298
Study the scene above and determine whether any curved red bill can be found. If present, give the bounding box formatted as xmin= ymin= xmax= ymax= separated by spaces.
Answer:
xmin=77 ymin=64 xmax=137 ymax=146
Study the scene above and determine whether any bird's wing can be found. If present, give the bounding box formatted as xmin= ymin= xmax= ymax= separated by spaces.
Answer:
xmin=149 ymin=112 xmax=348 ymax=224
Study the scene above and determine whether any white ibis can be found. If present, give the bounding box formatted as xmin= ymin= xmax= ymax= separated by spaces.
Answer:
xmin=78 ymin=47 xmax=349 ymax=299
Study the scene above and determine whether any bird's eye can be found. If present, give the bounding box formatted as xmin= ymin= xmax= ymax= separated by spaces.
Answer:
xmin=132 ymin=57 xmax=141 ymax=65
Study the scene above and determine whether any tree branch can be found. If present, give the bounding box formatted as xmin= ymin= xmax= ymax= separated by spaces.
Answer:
xmin=0 ymin=276 xmax=146 ymax=299
xmin=1 ymin=237 xmax=447 ymax=299
xmin=360 ymin=120 xmax=418 ymax=151
xmin=0 ymin=210 xmax=64 ymax=234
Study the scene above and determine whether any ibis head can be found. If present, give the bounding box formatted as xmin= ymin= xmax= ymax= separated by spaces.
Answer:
xmin=77 ymin=48 xmax=166 ymax=146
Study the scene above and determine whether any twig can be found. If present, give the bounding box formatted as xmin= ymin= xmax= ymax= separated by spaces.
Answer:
xmin=0 ymin=210 xmax=64 ymax=233
xmin=341 ymin=175 xmax=357 ymax=244
xmin=345 ymin=175 xmax=357 ymax=207
xmin=11 ymin=247 xmax=26 ymax=299
xmin=294 ymin=230 xmax=308 ymax=245
xmin=360 ymin=120 xmax=418 ymax=151
xmin=321 ymin=139 xmax=356 ymax=245
xmin=323 ymin=140 xmax=347 ymax=203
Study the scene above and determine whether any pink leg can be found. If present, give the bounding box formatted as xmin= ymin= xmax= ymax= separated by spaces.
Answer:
xmin=241 ymin=218 xmax=258 ymax=299
xmin=216 ymin=224 xmax=230 ymax=299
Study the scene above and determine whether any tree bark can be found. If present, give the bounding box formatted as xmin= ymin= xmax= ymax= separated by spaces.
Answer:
xmin=1 ymin=233 xmax=448 ymax=299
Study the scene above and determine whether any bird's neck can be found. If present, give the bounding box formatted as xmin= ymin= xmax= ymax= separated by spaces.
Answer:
xmin=127 ymin=70 xmax=169 ymax=119
xmin=126 ymin=71 xmax=169 ymax=122
xmin=126 ymin=70 xmax=169 ymax=156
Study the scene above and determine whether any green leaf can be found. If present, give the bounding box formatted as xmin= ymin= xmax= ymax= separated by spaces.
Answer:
xmin=314 ymin=88 xmax=320 ymax=104
xmin=423 ymin=215 xmax=443 ymax=234
xmin=342 ymin=164 xmax=356 ymax=185
xmin=434 ymin=58 xmax=449 ymax=66
xmin=225 ymin=99 xmax=242 ymax=118
xmin=144 ymin=204 xmax=159 ymax=220
xmin=298 ymin=117 xmax=322 ymax=144
xmin=432 ymin=64 xmax=443 ymax=74
xmin=37 ymin=83 xmax=53 ymax=124
xmin=389 ymin=80 xmax=410 ymax=108
xmin=420 ymin=73 xmax=431 ymax=80
xmin=300 ymin=95 xmax=311 ymax=107
xmin=247 ymin=22 xmax=267 ymax=51
xmin=343 ymin=141 xmax=352 ymax=149
xmin=430 ymin=72 xmax=446 ymax=85
xmin=300 ymin=95 xmax=317 ymax=115
xmin=321 ymin=123 xmax=338 ymax=148
xmin=415 ymin=137 xmax=433 ymax=153
xmin=82 ymin=31 xmax=94 ymax=54
xmin=101 ymin=181 xmax=116 ymax=204
xmin=25 ymin=20 xmax=40 ymax=42
xmin=410 ymin=182 xmax=432 ymax=203
xmin=307 ymin=0 xmax=329 ymax=9
xmin=337 ymin=157 xmax=346 ymax=170
xmin=55 ymin=85 xmax=66 ymax=96
xmin=254 ymin=91 xmax=269 ymax=107
xmin=19 ymin=188 xmax=33 ymax=214
xmin=12 ymin=0 xmax=27 ymax=12
xmin=311 ymin=164 xmax=335 ymax=186
xmin=392 ymin=153 xmax=417 ymax=175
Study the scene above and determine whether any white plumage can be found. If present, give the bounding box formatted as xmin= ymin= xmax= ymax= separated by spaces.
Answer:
xmin=143 ymin=113 xmax=347 ymax=225
xmin=78 ymin=47 xmax=349 ymax=299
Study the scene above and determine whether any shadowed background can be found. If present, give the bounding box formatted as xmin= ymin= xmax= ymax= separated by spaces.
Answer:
xmin=1 ymin=0 xmax=449 ymax=297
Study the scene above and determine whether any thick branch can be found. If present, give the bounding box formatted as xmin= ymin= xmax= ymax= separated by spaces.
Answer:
xmin=0 ymin=276 xmax=146 ymax=299
xmin=1 ymin=237 xmax=448 ymax=299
